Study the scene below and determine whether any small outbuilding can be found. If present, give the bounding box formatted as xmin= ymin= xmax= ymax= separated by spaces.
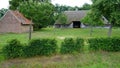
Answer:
xmin=0 ymin=10 xmax=33 ymax=33
xmin=54 ymin=10 xmax=88 ymax=28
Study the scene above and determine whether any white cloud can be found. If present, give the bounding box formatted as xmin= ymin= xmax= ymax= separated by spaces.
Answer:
xmin=0 ymin=0 xmax=9 ymax=9
xmin=51 ymin=0 xmax=92 ymax=7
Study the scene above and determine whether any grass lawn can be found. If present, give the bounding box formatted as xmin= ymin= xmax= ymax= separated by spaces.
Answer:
xmin=0 ymin=27 xmax=120 ymax=68
xmin=0 ymin=52 xmax=120 ymax=68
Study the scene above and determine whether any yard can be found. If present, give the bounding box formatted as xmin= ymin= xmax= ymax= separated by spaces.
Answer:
xmin=0 ymin=27 xmax=120 ymax=68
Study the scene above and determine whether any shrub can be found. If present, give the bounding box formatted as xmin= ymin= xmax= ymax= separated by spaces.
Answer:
xmin=24 ymin=39 xmax=57 ymax=57
xmin=88 ymin=38 xmax=100 ymax=51
xmin=2 ymin=39 xmax=24 ymax=59
xmin=60 ymin=38 xmax=84 ymax=54
xmin=88 ymin=37 xmax=120 ymax=51
xmin=75 ymin=38 xmax=84 ymax=52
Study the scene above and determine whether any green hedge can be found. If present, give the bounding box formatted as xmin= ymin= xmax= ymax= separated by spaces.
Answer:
xmin=2 ymin=37 xmax=120 ymax=59
xmin=60 ymin=38 xmax=84 ymax=54
xmin=24 ymin=39 xmax=57 ymax=57
xmin=88 ymin=38 xmax=120 ymax=51
xmin=2 ymin=39 xmax=24 ymax=59
xmin=2 ymin=39 xmax=57 ymax=59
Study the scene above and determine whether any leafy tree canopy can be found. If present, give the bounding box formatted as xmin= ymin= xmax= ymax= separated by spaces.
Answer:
xmin=82 ymin=0 xmax=120 ymax=26
xmin=83 ymin=0 xmax=120 ymax=37
xmin=81 ymin=9 xmax=103 ymax=26
xmin=81 ymin=3 xmax=91 ymax=10
xmin=18 ymin=0 xmax=54 ymax=29
xmin=57 ymin=13 xmax=67 ymax=24
xmin=92 ymin=0 xmax=120 ymax=26
xmin=9 ymin=0 xmax=51 ymax=10
xmin=0 ymin=8 xmax=8 ymax=19
xmin=54 ymin=3 xmax=91 ymax=13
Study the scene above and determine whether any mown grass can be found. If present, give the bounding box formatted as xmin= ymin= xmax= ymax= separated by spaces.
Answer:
xmin=0 ymin=52 xmax=120 ymax=68
xmin=0 ymin=27 xmax=120 ymax=68
xmin=0 ymin=28 xmax=120 ymax=46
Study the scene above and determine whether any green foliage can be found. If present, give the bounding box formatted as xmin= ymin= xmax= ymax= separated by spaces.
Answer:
xmin=81 ymin=9 xmax=104 ymax=36
xmin=91 ymin=0 xmax=120 ymax=26
xmin=54 ymin=4 xmax=78 ymax=13
xmin=58 ymin=13 xmax=67 ymax=24
xmin=2 ymin=39 xmax=57 ymax=59
xmin=0 ymin=8 xmax=8 ymax=18
xmin=81 ymin=10 xmax=103 ymax=26
xmin=2 ymin=39 xmax=24 ymax=59
xmin=9 ymin=0 xmax=23 ymax=10
xmin=91 ymin=0 xmax=120 ymax=37
xmin=9 ymin=0 xmax=51 ymax=10
xmin=81 ymin=3 xmax=91 ymax=10
xmin=54 ymin=3 xmax=91 ymax=13
xmin=24 ymin=39 xmax=57 ymax=57
xmin=88 ymin=38 xmax=120 ymax=51
xmin=60 ymin=38 xmax=75 ymax=54
xmin=60 ymin=38 xmax=84 ymax=54
xmin=75 ymin=38 xmax=84 ymax=52
xmin=9 ymin=0 xmax=54 ymax=29
xmin=18 ymin=1 xmax=55 ymax=29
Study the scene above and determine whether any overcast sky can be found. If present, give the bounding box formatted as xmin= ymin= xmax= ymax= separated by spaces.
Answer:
xmin=0 ymin=0 xmax=92 ymax=9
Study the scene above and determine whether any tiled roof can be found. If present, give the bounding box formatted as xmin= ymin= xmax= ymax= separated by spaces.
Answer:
xmin=11 ymin=10 xmax=31 ymax=25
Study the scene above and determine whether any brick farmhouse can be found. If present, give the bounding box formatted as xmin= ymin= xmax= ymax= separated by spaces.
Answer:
xmin=0 ymin=10 xmax=33 ymax=33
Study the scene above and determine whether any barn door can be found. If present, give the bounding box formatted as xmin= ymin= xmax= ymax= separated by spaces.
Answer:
xmin=73 ymin=21 xmax=81 ymax=28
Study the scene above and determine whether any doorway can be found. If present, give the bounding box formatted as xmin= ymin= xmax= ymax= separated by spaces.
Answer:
xmin=73 ymin=21 xmax=81 ymax=28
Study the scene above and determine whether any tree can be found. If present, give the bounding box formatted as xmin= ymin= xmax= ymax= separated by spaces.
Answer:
xmin=54 ymin=4 xmax=70 ymax=13
xmin=9 ymin=0 xmax=51 ymax=10
xmin=81 ymin=3 xmax=91 ymax=10
xmin=34 ymin=0 xmax=51 ymax=2
xmin=0 ymin=8 xmax=8 ymax=18
xmin=91 ymin=0 xmax=120 ymax=37
xmin=81 ymin=9 xmax=103 ymax=36
xmin=54 ymin=4 xmax=86 ymax=13
xmin=18 ymin=1 xmax=55 ymax=29
xmin=58 ymin=13 xmax=67 ymax=25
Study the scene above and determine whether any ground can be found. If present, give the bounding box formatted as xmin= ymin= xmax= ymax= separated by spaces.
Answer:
xmin=0 ymin=52 xmax=120 ymax=68
xmin=0 ymin=28 xmax=120 ymax=68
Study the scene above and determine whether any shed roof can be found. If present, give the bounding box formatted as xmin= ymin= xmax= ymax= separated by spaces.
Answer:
xmin=12 ymin=10 xmax=31 ymax=25
xmin=0 ymin=10 xmax=32 ymax=25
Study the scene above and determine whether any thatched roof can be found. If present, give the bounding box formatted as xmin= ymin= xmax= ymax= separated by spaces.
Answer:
xmin=55 ymin=10 xmax=88 ymax=24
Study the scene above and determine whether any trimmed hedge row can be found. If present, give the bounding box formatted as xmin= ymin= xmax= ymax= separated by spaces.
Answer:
xmin=2 ymin=39 xmax=58 ymax=59
xmin=60 ymin=38 xmax=84 ymax=54
xmin=24 ymin=39 xmax=58 ymax=57
xmin=2 ymin=40 xmax=24 ymax=59
xmin=88 ymin=38 xmax=120 ymax=51
xmin=2 ymin=37 xmax=120 ymax=59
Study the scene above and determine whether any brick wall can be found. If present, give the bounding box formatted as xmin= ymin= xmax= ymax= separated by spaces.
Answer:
xmin=0 ymin=11 xmax=33 ymax=33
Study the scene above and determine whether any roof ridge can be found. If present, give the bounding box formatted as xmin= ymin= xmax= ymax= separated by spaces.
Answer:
xmin=10 ymin=10 xmax=22 ymax=24
xmin=12 ymin=10 xmax=31 ymax=24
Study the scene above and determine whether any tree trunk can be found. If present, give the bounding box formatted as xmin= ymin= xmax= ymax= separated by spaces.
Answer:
xmin=108 ymin=24 xmax=112 ymax=37
xmin=90 ymin=26 xmax=93 ymax=36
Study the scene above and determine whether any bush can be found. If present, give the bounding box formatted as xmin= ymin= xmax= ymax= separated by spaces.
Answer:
xmin=2 ymin=39 xmax=24 ymax=59
xmin=24 ymin=39 xmax=57 ymax=57
xmin=60 ymin=38 xmax=84 ymax=54
xmin=75 ymin=38 xmax=84 ymax=52
xmin=88 ymin=38 xmax=100 ymax=51
xmin=88 ymin=37 xmax=120 ymax=51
